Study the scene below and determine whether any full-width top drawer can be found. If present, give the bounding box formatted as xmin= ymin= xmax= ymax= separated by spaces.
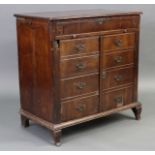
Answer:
xmin=56 ymin=16 xmax=139 ymax=35
xmin=60 ymin=37 xmax=99 ymax=57
xmin=102 ymin=33 xmax=135 ymax=51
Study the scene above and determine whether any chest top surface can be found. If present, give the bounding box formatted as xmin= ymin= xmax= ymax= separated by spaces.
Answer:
xmin=14 ymin=9 xmax=142 ymax=20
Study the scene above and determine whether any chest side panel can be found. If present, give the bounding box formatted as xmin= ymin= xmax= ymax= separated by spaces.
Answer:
xmin=16 ymin=18 xmax=53 ymax=122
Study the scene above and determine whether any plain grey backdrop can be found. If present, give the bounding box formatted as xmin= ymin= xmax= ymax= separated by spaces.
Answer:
xmin=0 ymin=4 xmax=155 ymax=150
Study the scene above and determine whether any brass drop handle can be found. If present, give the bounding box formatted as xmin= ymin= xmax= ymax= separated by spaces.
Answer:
xmin=76 ymin=104 xmax=86 ymax=113
xmin=76 ymin=62 xmax=86 ymax=70
xmin=76 ymin=82 xmax=86 ymax=89
xmin=114 ymin=56 xmax=123 ymax=63
xmin=114 ymin=75 xmax=123 ymax=82
xmin=95 ymin=18 xmax=110 ymax=25
xmin=114 ymin=38 xmax=123 ymax=47
xmin=114 ymin=96 xmax=123 ymax=104
xmin=74 ymin=43 xmax=85 ymax=53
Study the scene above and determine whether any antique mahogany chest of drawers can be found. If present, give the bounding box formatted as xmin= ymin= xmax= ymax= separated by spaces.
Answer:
xmin=14 ymin=10 xmax=142 ymax=145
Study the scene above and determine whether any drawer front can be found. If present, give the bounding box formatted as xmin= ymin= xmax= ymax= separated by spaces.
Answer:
xmin=101 ymin=86 xmax=133 ymax=111
xmin=60 ymin=55 xmax=99 ymax=78
xmin=60 ymin=37 xmax=99 ymax=57
xmin=102 ymin=33 xmax=135 ymax=51
xmin=103 ymin=50 xmax=134 ymax=69
xmin=56 ymin=16 xmax=139 ymax=35
xmin=61 ymin=74 xmax=99 ymax=99
xmin=61 ymin=95 xmax=99 ymax=121
xmin=102 ymin=66 xmax=134 ymax=90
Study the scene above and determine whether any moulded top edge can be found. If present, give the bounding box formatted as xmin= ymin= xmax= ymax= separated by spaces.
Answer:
xmin=14 ymin=9 xmax=143 ymax=21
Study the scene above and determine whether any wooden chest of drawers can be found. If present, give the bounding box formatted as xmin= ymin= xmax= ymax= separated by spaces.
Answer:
xmin=14 ymin=10 xmax=142 ymax=146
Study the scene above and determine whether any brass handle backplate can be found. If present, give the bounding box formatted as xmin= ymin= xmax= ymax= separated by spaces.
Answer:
xmin=114 ymin=75 xmax=123 ymax=82
xmin=75 ymin=62 xmax=86 ymax=71
xmin=75 ymin=82 xmax=86 ymax=89
xmin=114 ymin=56 xmax=123 ymax=63
xmin=114 ymin=38 xmax=123 ymax=47
xmin=114 ymin=96 xmax=123 ymax=107
xmin=73 ymin=43 xmax=85 ymax=53
xmin=76 ymin=104 xmax=86 ymax=113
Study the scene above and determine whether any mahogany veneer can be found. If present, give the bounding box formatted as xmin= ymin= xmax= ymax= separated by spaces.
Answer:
xmin=14 ymin=9 xmax=142 ymax=146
